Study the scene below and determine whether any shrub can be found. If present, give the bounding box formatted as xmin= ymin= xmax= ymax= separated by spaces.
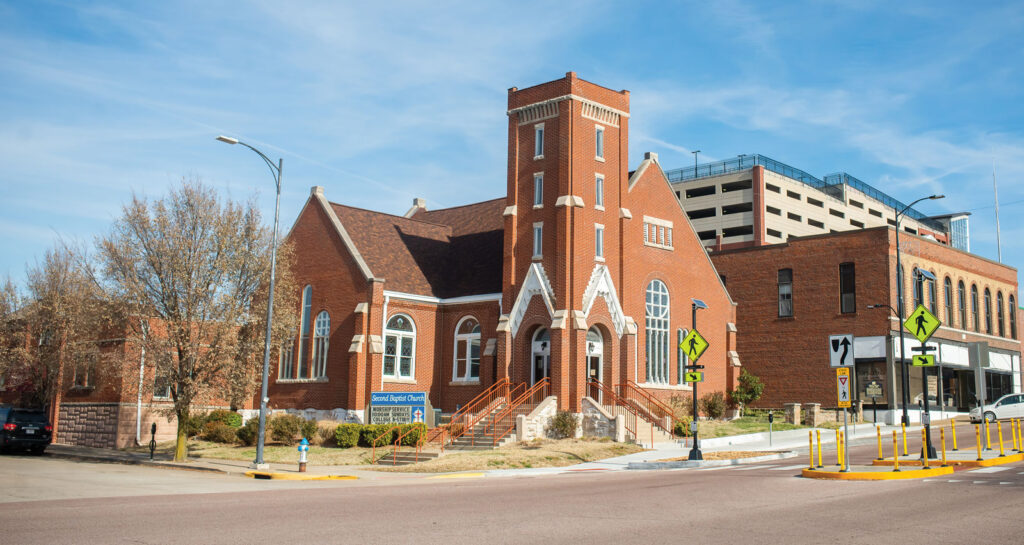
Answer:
xmin=300 ymin=418 xmax=318 ymax=442
xmin=546 ymin=410 xmax=578 ymax=439
xmin=236 ymin=418 xmax=259 ymax=446
xmin=728 ymin=370 xmax=765 ymax=415
xmin=206 ymin=409 xmax=243 ymax=428
xmin=360 ymin=424 xmax=396 ymax=448
xmin=335 ymin=423 xmax=361 ymax=448
xmin=673 ymin=417 xmax=692 ymax=437
xmin=201 ymin=421 xmax=238 ymax=443
xmin=668 ymin=394 xmax=693 ymax=419
xmin=184 ymin=412 xmax=207 ymax=438
xmin=269 ymin=413 xmax=314 ymax=444
xmin=699 ymin=391 xmax=726 ymax=419
xmin=317 ymin=423 xmax=337 ymax=446
xmin=397 ymin=423 xmax=427 ymax=446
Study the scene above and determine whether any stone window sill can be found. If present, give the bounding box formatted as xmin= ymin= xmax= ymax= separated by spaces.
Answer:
xmin=637 ymin=382 xmax=693 ymax=391
xmin=383 ymin=378 xmax=417 ymax=384
xmin=276 ymin=377 xmax=329 ymax=384
xmin=449 ymin=380 xmax=481 ymax=386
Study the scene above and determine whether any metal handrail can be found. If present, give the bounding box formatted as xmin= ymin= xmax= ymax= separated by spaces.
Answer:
xmin=369 ymin=424 xmax=402 ymax=464
xmin=433 ymin=377 xmax=514 ymax=446
xmin=386 ymin=424 xmax=427 ymax=465
xmin=461 ymin=382 xmax=526 ymax=446
xmin=485 ymin=378 xmax=550 ymax=446
xmin=589 ymin=380 xmax=646 ymax=446
xmin=618 ymin=380 xmax=675 ymax=434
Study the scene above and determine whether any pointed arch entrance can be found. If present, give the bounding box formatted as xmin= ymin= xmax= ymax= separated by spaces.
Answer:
xmin=586 ymin=326 xmax=604 ymax=402
xmin=531 ymin=328 xmax=551 ymax=386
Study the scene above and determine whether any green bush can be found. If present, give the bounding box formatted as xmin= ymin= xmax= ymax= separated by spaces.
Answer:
xmin=360 ymin=424 xmax=396 ymax=448
xmin=673 ymin=417 xmax=692 ymax=437
xmin=396 ymin=423 xmax=427 ymax=446
xmin=206 ymin=409 xmax=243 ymax=428
xmin=699 ymin=391 xmax=726 ymax=419
xmin=546 ymin=410 xmax=578 ymax=439
xmin=728 ymin=370 xmax=765 ymax=414
xmin=269 ymin=413 xmax=307 ymax=444
xmin=300 ymin=418 xmax=318 ymax=442
xmin=236 ymin=418 xmax=259 ymax=446
xmin=201 ymin=421 xmax=238 ymax=443
xmin=183 ymin=412 xmax=207 ymax=438
xmin=335 ymin=423 xmax=361 ymax=448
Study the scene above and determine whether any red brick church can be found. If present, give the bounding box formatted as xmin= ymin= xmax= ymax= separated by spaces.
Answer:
xmin=270 ymin=73 xmax=740 ymax=422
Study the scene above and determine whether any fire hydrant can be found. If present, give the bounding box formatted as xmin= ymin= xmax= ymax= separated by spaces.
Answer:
xmin=298 ymin=438 xmax=309 ymax=472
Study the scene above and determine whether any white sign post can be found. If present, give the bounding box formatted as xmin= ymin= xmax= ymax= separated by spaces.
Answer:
xmin=829 ymin=334 xmax=855 ymax=367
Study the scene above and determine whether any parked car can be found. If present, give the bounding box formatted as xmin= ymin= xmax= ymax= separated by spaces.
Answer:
xmin=0 ymin=407 xmax=53 ymax=454
xmin=969 ymin=393 xmax=1024 ymax=423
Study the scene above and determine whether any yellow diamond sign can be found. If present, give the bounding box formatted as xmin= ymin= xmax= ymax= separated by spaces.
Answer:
xmin=911 ymin=354 xmax=935 ymax=367
xmin=904 ymin=304 xmax=941 ymax=343
xmin=684 ymin=371 xmax=704 ymax=383
xmin=679 ymin=329 xmax=709 ymax=363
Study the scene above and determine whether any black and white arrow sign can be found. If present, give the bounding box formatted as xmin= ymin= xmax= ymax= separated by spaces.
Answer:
xmin=829 ymin=334 xmax=855 ymax=367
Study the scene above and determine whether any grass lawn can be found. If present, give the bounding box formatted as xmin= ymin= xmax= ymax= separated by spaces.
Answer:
xmin=689 ymin=416 xmax=839 ymax=439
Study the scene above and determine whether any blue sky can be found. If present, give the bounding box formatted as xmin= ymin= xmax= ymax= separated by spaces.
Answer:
xmin=2 ymin=1 xmax=1023 ymax=287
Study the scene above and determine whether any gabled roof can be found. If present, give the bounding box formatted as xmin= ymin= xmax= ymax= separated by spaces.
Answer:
xmin=331 ymin=197 xmax=504 ymax=298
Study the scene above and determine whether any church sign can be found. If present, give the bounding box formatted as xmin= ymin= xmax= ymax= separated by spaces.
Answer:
xmin=369 ymin=392 xmax=428 ymax=425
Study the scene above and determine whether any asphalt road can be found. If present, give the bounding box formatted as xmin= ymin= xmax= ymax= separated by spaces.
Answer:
xmin=2 ymin=452 xmax=1023 ymax=544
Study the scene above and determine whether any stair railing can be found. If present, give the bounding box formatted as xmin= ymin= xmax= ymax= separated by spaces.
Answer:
xmin=384 ymin=425 xmax=427 ymax=465
xmin=589 ymin=380 xmax=646 ymax=447
xmin=464 ymin=382 xmax=526 ymax=446
xmin=370 ymin=424 xmax=402 ymax=464
xmin=618 ymin=380 xmax=676 ymax=435
xmin=485 ymin=378 xmax=550 ymax=447
xmin=435 ymin=378 xmax=519 ymax=447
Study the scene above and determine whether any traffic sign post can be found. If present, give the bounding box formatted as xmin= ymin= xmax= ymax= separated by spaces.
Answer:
xmin=686 ymin=299 xmax=708 ymax=461
xmin=903 ymin=304 xmax=941 ymax=459
xmin=836 ymin=368 xmax=851 ymax=472
xmin=866 ymin=381 xmax=883 ymax=424
xmin=829 ymin=334 xmax=855 ymax=367
xmin=680 ymin=330 xmax=709 ymax=363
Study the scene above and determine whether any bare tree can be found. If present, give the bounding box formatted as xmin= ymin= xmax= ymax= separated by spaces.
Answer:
xmin=97 ymin=179 xmax=296 ymax=461
xmin=0 ymin=277 xmax=28 ymax=391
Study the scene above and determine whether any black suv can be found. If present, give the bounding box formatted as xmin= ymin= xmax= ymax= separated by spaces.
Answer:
xmin=0 ymin=407 xmax=52 ymax=454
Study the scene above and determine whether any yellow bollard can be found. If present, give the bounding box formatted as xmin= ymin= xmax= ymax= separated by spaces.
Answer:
xmin=835 ymin=429 xmax=842 ymax=466
xmin=1018 ymin=419 xmax=1023 ymax=453
xmin=1013 ymin=419 xmax=1019 ymax=452
xmin=816 ymin=430 xmax=823 ymax=468
xmin=839 ymin=431 xmax=846 ymax=472
xmin=997 ymin=421 xmax=1005 ymax=457
xmin=985 ymin=418 xmax=992 ymax=450
xmin=975 ymin=424 xmax=983 ymax=461
xmin=902 ymin=422 xmax=908 ymax=456
xmin=808 ymin=431 xmax=815 ymax=470
xmin=940 ymin=428 xmax=948 ymax=467
xmin=876 ymin=426 xmax=883 ymax=461
xmin=892 ymin=430 xmax=900 ymax=472
xmin=950 ymin=418 xmax=958 ymax=451
xmin=921 ymin=429 xmax=929 ymax=469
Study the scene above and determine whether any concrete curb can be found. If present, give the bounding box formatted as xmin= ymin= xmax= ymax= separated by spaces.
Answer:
xmin=696 ymin=423 xmax=882 ymax=449
xmin=245 ymin=471 xmax=359 ymax=481
xmin=802 ymin=466 xmax=954 ymax=480
xmin=871 ymin=452 xmax=1024 ymax=468
xmin=626 ymin=450 xmax=798 ymax=470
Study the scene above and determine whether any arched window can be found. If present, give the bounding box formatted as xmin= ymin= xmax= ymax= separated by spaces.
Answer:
xmin=1009 ymin=295 xmax=1017 ymax=340
xmin=928 ymin=272 xmax=937 ymax=316
xmin=645 ymin=280 xmax=670 ymax=384
xmin=384 ymin=314 xmax=415 ymax=379
xmin=278 ymin=335 xmax=296 ymax=379
xmin=971 ymin=284 xmax=980 ymax=332
xmin=958 ymin=280 xmax=967 ymax=329
xmin=897 ymin=265 xmax=906 ymax=316
xmin=453 ymin=316 xmax=481 ymax=381
xmin=312 ymin=311 xmax=330 ymax=378
xmin=944 ymin=277 xmax=953 ymax=326
xmin=984 ymin=288 xmax=993 ymax=334
xmin=997 ymin=292 xmax=1005 ymax=337
xmin=297 ymin=285 xmax=313 ymax=378
xmin=912 ymin=268 xmax=924 ymax=309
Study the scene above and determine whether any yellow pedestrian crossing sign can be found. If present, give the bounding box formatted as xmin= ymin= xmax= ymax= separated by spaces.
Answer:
xmin=836 ymin=368 xmax=851 ymax=408
xmin=911 ymin=354 xmax=935 ymax=367
xmin=904 ymin=304 xmax=941 ymax=343
xmin=684 ymin=371 xmax=704 ymax=383
xmin=679 ymin=329 xmax=709 ymax=363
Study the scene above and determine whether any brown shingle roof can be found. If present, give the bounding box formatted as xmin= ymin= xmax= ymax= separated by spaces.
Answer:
xmin=331 ymin=198 xmax=504 ymax=298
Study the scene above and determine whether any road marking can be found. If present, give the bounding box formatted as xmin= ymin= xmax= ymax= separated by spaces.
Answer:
xmin=770 ymin=464 xmax=811 ymax=471
xmin=947 ymin=479 xmax=963 ymax=482
xmin=733 ymin=465 xmax=775 ymax=471
xmin=970 ymin=467 xmax=1010 ymax=473
xmin=999 ymin=482 xmax=1012 ymax=485
xmin=972 ymin=481 xmax=987 ymax=484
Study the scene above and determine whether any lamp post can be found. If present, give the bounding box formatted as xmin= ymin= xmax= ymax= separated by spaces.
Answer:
xmin=687 ymin=298 xmax=708 ymax=461
xmin=892 ymin=194 xmax=943 ymax=431
xmin=692 ymin=150 xmax=701 ymax=178
xmin=216 ymin=135 xmax=282 ymax=470
xmin=913 ymin=267 xmax=938 ymax=458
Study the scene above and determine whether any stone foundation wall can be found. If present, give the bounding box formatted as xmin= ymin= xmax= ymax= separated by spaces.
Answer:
xmin=516 ymin=396 xmax=557 ymax=441
xmin=581 ymin=397 xmax=614 ymax=439
xmin=58 ymin=403 xmax=119 ymax=448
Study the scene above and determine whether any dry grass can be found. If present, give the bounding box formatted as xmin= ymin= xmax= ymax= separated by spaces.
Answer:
xmin=371 ymin=437 xmax=645 ymax=473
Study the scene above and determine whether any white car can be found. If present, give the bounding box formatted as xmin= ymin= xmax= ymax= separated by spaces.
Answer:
xmin=969 ymin=393 xmax=1024 ymax=422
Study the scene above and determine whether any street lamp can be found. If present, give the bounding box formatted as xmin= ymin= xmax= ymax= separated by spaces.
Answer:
xmin=912 ymin=267 xmax=938 ymax=458
xmin=688 ymin=298 xmax=708 ymax=461
xmin=217 ymin=135 xmax=282 ymax=470
xmin=692 ymin=150 xmax=701 ymax=178
xmin=893 ymin=194 xmax=943 ymax=434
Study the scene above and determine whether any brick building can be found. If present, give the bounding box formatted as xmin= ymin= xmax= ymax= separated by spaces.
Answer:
xmin=711 ymin=227 xmax=1020 ymax=423
xmin=270 ymin=73 xmax=739 ymax=422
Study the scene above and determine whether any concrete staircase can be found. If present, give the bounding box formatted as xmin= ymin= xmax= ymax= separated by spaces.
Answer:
xmin=373 ymin=450 xmax=441 ymax=466
xmin=447 ymin=411 xmax=516 ymax=451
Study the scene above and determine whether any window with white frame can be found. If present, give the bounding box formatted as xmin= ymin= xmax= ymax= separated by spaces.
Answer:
xmin=778 ymin=268 xmax=793 ymax=317
xmin=595 ymin=224 xmax=604 ymax=259
xmin=595 ymin=125 xmax=604 ymax=159
xmin=645 ymin=280 xmax=670 ymax=384
xmin=533 ymin=223 xmax=543 ymax=258
xmin=296 ymin=285 xmax=312 ymax=378
xmin=154 ymin=351 xmax=174 ymax=399
xmin=453 ymin=317 xmax=481 ymax=381
xmin=278 ymin=336 xmax=296 ymax=379
xmin=533 ymin=173 xmax=544 ymax=207
xmin=312 ymin=311 xmax=330 ymax=378
xmin=534 ymin=124 xmax=544 ymax=158
xmin=595 ymin=174 xmax=604 ymax=208
xmin=642 ymin=216 xmax=673 ymax=250
xmin=384 ymin=314 xmax=415 ymax=379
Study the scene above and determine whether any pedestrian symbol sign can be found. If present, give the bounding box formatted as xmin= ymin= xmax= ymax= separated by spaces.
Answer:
xmin=911 ymin=354 xmax=935 ymax=367
xmin=836 ymin=368 xmax=851 ymax=408
xmin=679 ymin=329 xmax=709 ymax=363
xmin=904 ymin=304 xmax=941 ymax=343
xmin=684 ymin=371 xmax=704 ymax=383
